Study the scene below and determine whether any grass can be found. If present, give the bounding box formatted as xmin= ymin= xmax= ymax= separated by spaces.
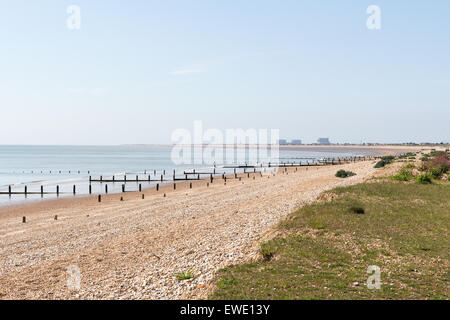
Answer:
xmin=175 ymin=270 xmax=195 ymax=281
xmin=210 ymin=178 xmax=449 ymax=300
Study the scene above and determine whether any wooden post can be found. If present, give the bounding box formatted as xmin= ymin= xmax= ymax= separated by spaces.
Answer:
xmin=22 ymin=216 xmax=26 ymax=223
xmin=112 ymin=175 xmax=115 ymax=182
xmin=207 ymin=182 xmax=209 ymax=187
xmin=100 ymin=175 xmax=103 ymax=182
xmin=73 ymin=185 xmax=76 ymax=194
xmin=210 ymin=174 xmax=213 ymax=183
xmin=89 ymin=185 xmax=92 ymax=194
xmin=56 ymin=185 xmax=59 ymax=196
xmin=148 ymin=175 xmax=151 ymax=181
xmin=139 ymin=184 xmax=142 ymax=192
xmin=89 ymin=176 xmax=92 ymax=182
xmin=105 ymin=185 xmax=108 ymax=194
xmin=122 ymin=184 xmax=125 ymax=193
xmin=136 ymin=175 xmax=138 ymax=182
xmin=24 ymin=186 xmax=27 ymax=195
xmin=174 ymin=183 xmax=176 ymax=190
xmin=142 ymin=194 xmax=145 ymax=199
xmin=54 ymin=215 xmax=58 ymax=220
xmin=156 ymin=183 xmax=159 ymax=191
xmin=197 ymin=174 xmax=200 ymax=180
xmin=8 ymin=185 xmax=11 ymax=195
xmin=190 ymin=182 xmax=192 ymax=189
xmin=161 ymin=175 xmax=163 ymax=182
xmin=124 ymin=175 xmax=127 ymax=182
xmin=98 ymin=195 xmax=101 ymax=202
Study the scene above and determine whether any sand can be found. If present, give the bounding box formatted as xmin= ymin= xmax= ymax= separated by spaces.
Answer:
xmin=0 ymin=146 xmax=426 ymax=299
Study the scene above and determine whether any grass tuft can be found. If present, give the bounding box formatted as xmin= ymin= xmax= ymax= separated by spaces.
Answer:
xmin=175 ymin=270 xmax=195 ymax=281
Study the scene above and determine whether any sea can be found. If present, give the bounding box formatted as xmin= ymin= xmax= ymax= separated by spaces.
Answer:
xmin=0 ymin=145 xmax=366 ymax=206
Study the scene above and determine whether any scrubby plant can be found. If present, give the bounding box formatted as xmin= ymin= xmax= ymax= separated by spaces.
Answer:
xmin=374 ymin=160 xmax=387 ymax=168
xmin=335 ymin=170 xmax=356 ymax=178
xmin=417 ymin=173 xmax=432 ymax=184
xmin=374 ymin=155 xmax=395 ymax=168
xmin=392 ymin=168 xmax=415 ymax=181
xmin=420 ymin=153 xmax=450 ymax=179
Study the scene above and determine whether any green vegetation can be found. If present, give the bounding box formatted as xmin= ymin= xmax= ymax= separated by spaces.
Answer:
xmin=392 ymin=166 xmax=415 ymax=182
xmin=417 ymin=173 xmax=432 ymax=184
xmin=210 ymin=173 xmax=449 ymax=299
xmin=335 ymin=170 xmax=356 ymax=178
xmin=175 ymin=270 xmax=195 ymax=281
xmin=374 ymin=156 xmax=395 ymax=168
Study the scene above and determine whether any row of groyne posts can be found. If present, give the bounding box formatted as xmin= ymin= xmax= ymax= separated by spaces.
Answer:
xmin=0 ymin=155 xmax=385 ymax=196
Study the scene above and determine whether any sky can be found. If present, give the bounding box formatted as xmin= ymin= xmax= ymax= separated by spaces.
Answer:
xmin=0 ymin=0 xmax=449 ymax=145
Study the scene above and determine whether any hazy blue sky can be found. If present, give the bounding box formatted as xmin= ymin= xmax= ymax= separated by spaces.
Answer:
xmin=0 ymin=0 xmax=449 ymax=145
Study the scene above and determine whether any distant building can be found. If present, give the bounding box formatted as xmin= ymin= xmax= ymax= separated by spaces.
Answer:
xmin=317 ymin=138 xmax=330 ymax=145
xmin=278 ymin=139 xmax=288 ymax=145
xmin=291 ymin=139 xmax=302 ymax=145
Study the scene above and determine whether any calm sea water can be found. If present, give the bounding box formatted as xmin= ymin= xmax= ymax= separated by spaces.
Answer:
xmin=0 ymin=145 xmax=362 ymax=206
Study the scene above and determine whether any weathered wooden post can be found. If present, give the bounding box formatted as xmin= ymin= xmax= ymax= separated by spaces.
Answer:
xmin=136 ymin=175 xmax=139 ymax=182
xmin=142 ymin=194 xmax=145 ymax=199
xmin=89 ymin=185 xmax=92 ymax=194
xmin=98 ymin=195 xmax=101 ymax=202
xmin=105 ymin=185 xmax=108 ymax=194
xmin=112 ymin=175 xmax=115 ymax=182
xmin=174 ymin=183 xmax=176 ymax=190
xmin=24 ymin=185 xmax=27 ymax=195
xmin=161 ymin=175 xmax=163 ymax=182
xmin=54 ymin=215 xmax=58 ymax=220
xmin=73 ymin=185 xmax=76 ymax=194
xmin=210 ymin=174 xmax=213 ymax=183
xmin=124 ymin=175 xmax=127 ymax=182
xmin=122 ymin=184 xmax=125 ymax=193
xmin=8 ymin=185 xmax=11 ymax=195
xmin=139 ymin=184 xmax=142 ymax=192
xmin=89 ymin=176 xmax=92 ymax=182
xmin=190 ymin=182 xmax=192 ymax=189
xmin=156 ymin=183 xmax=159 ymax=191
xmin=56 ymin=185 xmax=59 ymax=196
xmin=22 ymin=216 xmax=26 ymax=223
xmin=148 ymin=175 xmax=151 ymax=181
